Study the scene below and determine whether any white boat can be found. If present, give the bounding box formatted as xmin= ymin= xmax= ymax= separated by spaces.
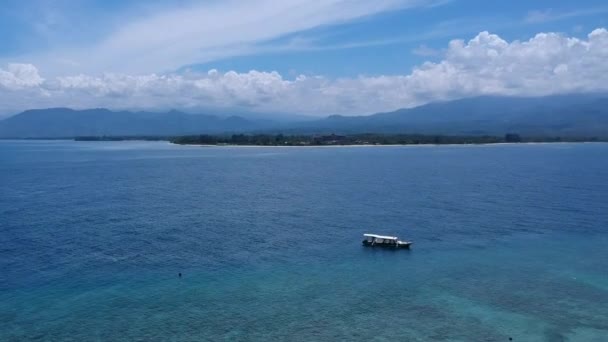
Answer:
xmin=362 ymin=234 xmax=412 ymax=249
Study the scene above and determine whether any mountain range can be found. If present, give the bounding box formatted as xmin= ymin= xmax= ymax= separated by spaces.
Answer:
xmin=0 ymin=108 xmax=266 ymax=138
xmin=1 ymin=94 xmax=607 ymax=138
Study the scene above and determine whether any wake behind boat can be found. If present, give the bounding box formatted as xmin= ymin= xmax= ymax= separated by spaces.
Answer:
xmin=362 ymin=234 xmax=412 ymax=249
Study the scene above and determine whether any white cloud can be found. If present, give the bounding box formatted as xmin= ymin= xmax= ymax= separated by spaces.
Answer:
xmin=7 ymin=0 xmax=433 ymax=76
xmin=0 ymin=64 xmax=45 ymax=90
xmin=1 ymin=28 xmax=607 ymax=117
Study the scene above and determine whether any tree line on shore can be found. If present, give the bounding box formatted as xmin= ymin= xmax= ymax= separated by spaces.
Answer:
xmin=72 ymin=133 xmax=604 ymax=145
xmin=167 ymin=133 xmax=602 ymax=146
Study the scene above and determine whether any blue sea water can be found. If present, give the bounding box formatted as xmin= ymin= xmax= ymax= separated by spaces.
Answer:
xmin=1 ymin=140 xmax=607 ymax=341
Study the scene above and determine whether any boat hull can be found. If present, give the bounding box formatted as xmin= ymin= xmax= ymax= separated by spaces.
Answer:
xmin=362 ymin=240 xmax=411 ymax=249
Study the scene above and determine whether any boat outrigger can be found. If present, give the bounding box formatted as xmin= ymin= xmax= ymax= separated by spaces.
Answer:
xmin=362 ymin=234 xmax=412 ymax=249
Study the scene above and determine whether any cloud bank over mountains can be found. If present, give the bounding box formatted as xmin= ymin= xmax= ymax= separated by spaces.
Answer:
xmin=1 ymin=28 xmax=607 ymax=116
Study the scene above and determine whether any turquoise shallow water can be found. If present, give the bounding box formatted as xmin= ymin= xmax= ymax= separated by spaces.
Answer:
xmin=1 ymin=141 xmax=607 ymax=341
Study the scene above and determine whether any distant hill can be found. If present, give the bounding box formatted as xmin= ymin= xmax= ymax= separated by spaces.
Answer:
xmin=291 ymin=94 xmax=608 ymax=137
xmin=1 ymin=94 xmax=607 ymax=138
xmin=0 ymin=108 xmax=267 ymax=138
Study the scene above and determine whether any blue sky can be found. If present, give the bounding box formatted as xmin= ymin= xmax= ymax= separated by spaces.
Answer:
xmin=191 ymin=0 xmax=608 ymax=77
xmin=0 ymin=0 xmax=607 ymax=116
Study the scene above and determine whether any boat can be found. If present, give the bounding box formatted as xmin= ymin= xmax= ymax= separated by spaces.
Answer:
xmin=362 ymin=234 xmax=412 ymax=249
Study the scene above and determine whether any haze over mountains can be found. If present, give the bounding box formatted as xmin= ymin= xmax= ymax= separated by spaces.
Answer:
xmin=1 ymin=94 xmax=607 ymax=138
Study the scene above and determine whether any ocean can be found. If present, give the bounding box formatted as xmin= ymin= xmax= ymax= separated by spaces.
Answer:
xmin=1 ymin=140 xmax=607 ymax=341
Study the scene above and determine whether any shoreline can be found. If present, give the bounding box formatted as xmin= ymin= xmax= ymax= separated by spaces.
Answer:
xmin=169 ymin=141 xmax=606 ymax=148
xmin=3 ymin=139 xmax=605 ymax=148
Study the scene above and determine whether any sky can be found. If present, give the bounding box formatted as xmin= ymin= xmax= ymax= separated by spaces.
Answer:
xmin=0 ymin=0 xmax=607 ymax=117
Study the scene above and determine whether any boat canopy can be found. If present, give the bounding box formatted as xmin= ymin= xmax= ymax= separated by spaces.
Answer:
xmin=364 ymin=234 xmax=398 ymax=240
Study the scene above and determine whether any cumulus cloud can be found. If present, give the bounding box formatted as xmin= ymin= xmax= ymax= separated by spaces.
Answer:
xmin=1 ymin=28 xmax=607 ymax=116
xmin=0 ymin=64 xmax=45 ymax=90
